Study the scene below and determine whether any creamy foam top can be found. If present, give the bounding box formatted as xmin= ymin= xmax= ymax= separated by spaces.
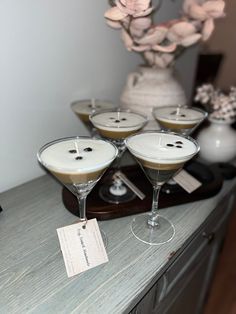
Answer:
xmin=90 ymin=111 xmax=146 ymax=132
xmin=71 ymin=100 xmax=116 ymax=115
xmin=39 ymin=139 xmax=117 ymax=174
xmin=153 ymin=106 xmax=205 ymax=125
xmin=126 ymin=132 xmax=199 ymax=164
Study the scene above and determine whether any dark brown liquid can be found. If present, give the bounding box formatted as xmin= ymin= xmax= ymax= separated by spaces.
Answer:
xmin=137 ymin=158 xmax=184 ymax=170
xmin=51 ymin=168 xmax=106 ymax=184
xmin=137 ymin=158 xmax=184 ymax=185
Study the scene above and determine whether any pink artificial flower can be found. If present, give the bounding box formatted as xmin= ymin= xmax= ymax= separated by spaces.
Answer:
xmin=202 ymin=1 xmax=225 ymax=18
xmin=130 ymin=17 xmax=152 ymax=37
xmin=183 ymin=0 xmax=225 ymax=21
xmin=106 ymin=20 xmax=122 ymax=29
xmin=143 ymin=51 xmax=174 ymax=68
xmin=121 ymin=29 xmax=133 ymax=51
xmin=136 ymin=26 xmax=168 ymax=45
xmin=154 ymin=53 xmax=174 ymax=68
xmin=167 ymin=21 xmax=201 ymax=47
xmin=104 ymin=6 xmax=127 ymax=21
xmin=104 ymin=0 xmax=226 ymax=69
xmin=132 ymin=45 xmax=151 ymax=52
xmin=104 ymin=0 xmax=153 ymax=21
xmin=143 ymin=51 xmax=155 ymax=65
xmin=131 ymin=17 xmax=152 ymax=30
xmin=182 ymin=0 xmax=225 ymax=42
xmin=132 ymin=26 xmax=175 ymax=53
xmin=202 ymin=18 xmax=214 ymax=41
xmin=181 ymin=33 xmax=202 ymax=46
xmin=120 ymin=0 xmax=151 ymax=12
xmin=152 ymin=43 xmax=177 ymax=53
xmin=188 ymin=3 xmax=208 ymax=21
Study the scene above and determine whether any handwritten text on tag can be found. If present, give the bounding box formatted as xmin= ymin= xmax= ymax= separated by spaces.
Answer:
xmin=57 ymin=219 xmax=108 ymax=277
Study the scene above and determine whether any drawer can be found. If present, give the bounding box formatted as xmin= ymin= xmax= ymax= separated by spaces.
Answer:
xmin=164 ymin=193 xmax=235 ymax=292
xmin=130 ymin=274 xmax=167 ymax=314
xmin=130 ymin=192 xmax=236 ymax=314
xmin=156 ymin=242 xmax=212 ymax=314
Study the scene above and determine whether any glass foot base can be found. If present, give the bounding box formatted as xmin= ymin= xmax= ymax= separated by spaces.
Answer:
xmin=131 ymin=213 xmax=175 ymax=245
xmin=99 ymin=183 xmax=136 ymax=204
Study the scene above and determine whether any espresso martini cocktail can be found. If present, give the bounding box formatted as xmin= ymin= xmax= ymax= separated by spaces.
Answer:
xmin=90 ymin=109 xmax=147 ymax=204
xmin=71 ymin=99 xmax=117 ymax=136
xmin=126 ymin=132 xmax=199 ymax=185
xmin=71 ymin=99 xmax=117 ymax=123
xmin=153 ymin=105 xmax=207 ymax=135
xmin=90 ymin=110 xmax=147 ymax=139
xmin=38 ymin=137 xmax=118 ymax=225
xmin=38 ymin=138 xmax=118 ymax=185
xmin=125 ymin=131 xmax=199 ymax=245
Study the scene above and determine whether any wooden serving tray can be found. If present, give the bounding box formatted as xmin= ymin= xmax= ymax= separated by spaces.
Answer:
xmin=62 ymin=161 xmax=224 ymax=220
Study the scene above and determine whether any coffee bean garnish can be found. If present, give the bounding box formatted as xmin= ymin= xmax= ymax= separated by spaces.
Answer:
xmin=176 ymin=145 xmax=182 ymax=148
xmin=121 ymin=118 xmax=127 ymax=121
xmin=175 ymin=141 xmax=183 ymax=144
xmin=69 ymin=149 xmax=77 ymax=154
xmin=109 ymin=117 xmax=115 ymax=120
xmin=75 ymin=156 xmax=83 ymax=160
xmin=88 ymin=104 xmax=92 ymax=108
xmin=115 ymin=120 xmax=120 ymax=123
xmin=166 ymin=143 xmax=174 ymax=147
xmin=84 ymin=147 xmax=92 ymax=152
xmin=180 ymin=114 xmax=186 ymax=117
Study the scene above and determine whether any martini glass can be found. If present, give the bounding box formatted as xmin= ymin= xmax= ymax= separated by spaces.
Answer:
xmin=153 ymin=105 xmax=207 ymax=136
xmin=90 ymin=109 xmax=147 ymax=204
xmin=71 ymin=99 xmax=117 ymax=136
xmin=153 ymin=105 xmax=207 ymax=191
xmin=37 ymin=136 xmax=118 ymax=234
xmin=125 ymin=131 xmax=200 ymax=245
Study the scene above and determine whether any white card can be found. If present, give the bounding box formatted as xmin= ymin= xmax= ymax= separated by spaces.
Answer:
xmin=173 ymin=169 xmax=202 ymax=193
xmin=57 ymin=219 xmax=108 ymax=277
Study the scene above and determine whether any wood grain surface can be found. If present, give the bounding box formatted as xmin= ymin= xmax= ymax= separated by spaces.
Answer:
xmin=0 ymin=175 xmax=235 ymax=314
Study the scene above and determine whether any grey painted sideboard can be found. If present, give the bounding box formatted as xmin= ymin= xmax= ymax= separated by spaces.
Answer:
xmin=1 ymin=175 xmax=236 ymax=314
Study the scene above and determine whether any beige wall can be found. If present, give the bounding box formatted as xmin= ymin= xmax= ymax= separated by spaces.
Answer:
xmin=203 ymin=0 xmax=236 ymax=89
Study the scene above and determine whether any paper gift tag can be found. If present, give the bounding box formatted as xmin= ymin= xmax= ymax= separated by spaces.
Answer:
xmin=57 ymin=218 xmax=108 ymax=277
xmin=173 ymin=169 xmax=202 ymax=194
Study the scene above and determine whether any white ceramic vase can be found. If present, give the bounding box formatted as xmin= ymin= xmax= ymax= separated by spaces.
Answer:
xmin=120 ymin=66 xmax=187 ymax=128
xmin=197 ymin=117 xmax=236 ymax=163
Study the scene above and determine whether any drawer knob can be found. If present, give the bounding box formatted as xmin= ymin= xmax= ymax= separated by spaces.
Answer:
xmin=202 ymin=231 xmax=215 ymax=243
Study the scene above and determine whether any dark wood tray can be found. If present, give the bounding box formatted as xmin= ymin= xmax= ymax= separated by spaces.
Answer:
xmin=62 ymin=161 xmax=223 ymax=220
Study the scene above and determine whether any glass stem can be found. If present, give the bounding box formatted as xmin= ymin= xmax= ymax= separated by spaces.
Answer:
xmin=110 ymin=140 xmax=127 ymax=195
xmin=77 ymin=195 xmax=87 ymax=224
xmin=148 ymin=185 xmax=161 ymax=227
xmin=114 ymin=152 xmax=122 ymax=171
xmin=113 ymin=142 xmax=126 ymax=172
